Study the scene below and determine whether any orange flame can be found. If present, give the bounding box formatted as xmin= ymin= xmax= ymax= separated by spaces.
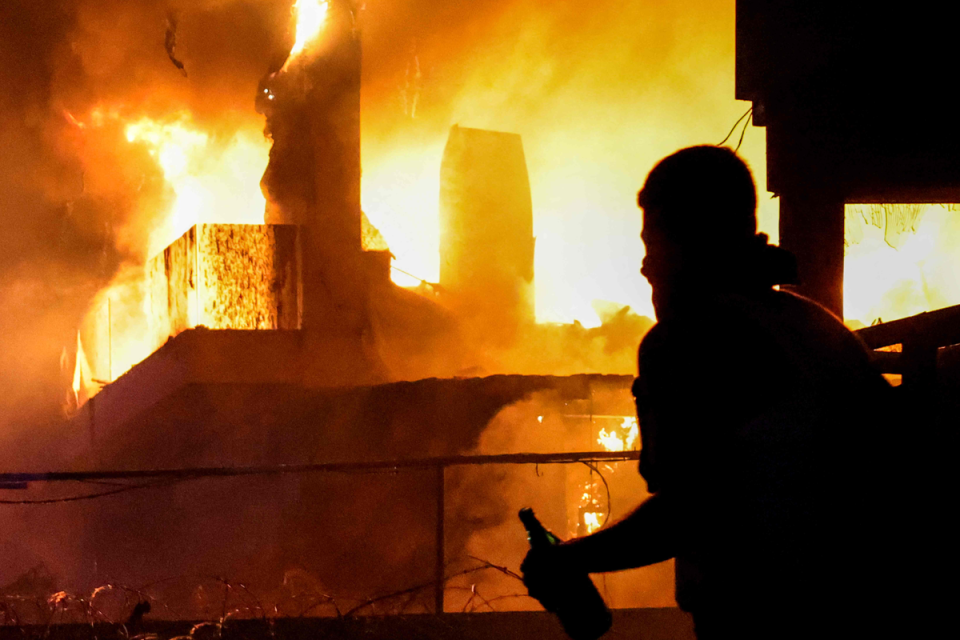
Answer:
xmin=69 ymin=110 xmax=272 ymax=406
xmin=72 ymin=331 xmax=92 ymax=408
xmin=597 ymin=416 xmax=639 ymax=452
xmin=283 ymin=0 xmax=330 ymax=70
xmin=582 ymin=512 xmax=603 ymax=534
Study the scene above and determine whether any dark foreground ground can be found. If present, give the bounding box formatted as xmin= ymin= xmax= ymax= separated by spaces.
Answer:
xmin=0 ymin=608 xmax=695 ymax=640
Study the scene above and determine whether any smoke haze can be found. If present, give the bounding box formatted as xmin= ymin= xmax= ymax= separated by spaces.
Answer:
xmin=0 ymin=0 xmax=775 ymax=442
xmin=0 ymin=1 xmax=783 ymax=614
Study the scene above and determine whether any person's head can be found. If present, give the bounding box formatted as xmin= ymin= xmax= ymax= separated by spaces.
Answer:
xmin=637 ymin=146 xmax=793 ymax=315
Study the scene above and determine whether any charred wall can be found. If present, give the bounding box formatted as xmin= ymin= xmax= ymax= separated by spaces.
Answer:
xmin=78 ymin=224 xmax=299 ymax=387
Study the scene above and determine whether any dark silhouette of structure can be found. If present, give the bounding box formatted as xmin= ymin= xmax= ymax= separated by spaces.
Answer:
xmin=736 ymin=2 xmax=960 ymax=315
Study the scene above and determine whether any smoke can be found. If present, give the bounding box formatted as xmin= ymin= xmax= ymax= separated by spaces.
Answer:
xmin=358 ymin=0 xmax=778 ymax=325
xmin=0 ymin=0 xmax=774 ymax=433
xmin=0 ymin=0 xmax=290 ymax=454
xmin=0 ymin=0 xmax=294 ymax=595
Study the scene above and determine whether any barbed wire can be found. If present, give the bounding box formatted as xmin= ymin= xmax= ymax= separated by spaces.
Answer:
xmin=1 ymin=558 xmax=532 ymax=628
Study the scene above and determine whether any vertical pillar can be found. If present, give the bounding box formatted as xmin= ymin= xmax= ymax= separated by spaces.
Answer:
xmin=258 ymin=1 xmax=382 ymax=386
xmin=434 ymin=464 xmax=445 ymax=614
xmin=439 ymin=126 xmax=535 ymax=342
xmin=779 ymin=188 xmax=845 ymax=317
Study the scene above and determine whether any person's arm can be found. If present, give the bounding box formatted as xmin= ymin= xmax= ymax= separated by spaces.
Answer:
xmin=558 ymin=491 xmax=678 ymax=573
xmin=521 ymin=490 xmax=679 ymax=599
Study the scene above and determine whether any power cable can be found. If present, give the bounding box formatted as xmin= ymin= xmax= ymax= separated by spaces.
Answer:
xmin=0 ymin=479 xmax=181 ymax=505
xmin=390 ymin=265 xmax=429 ymax=284
xmin=718 ymin=106 xmax=753 ymax=147
xmin=734 ymin=110 xmax=753 ymax=153
xmin=0 ymin=451 xmax=640 ymax=506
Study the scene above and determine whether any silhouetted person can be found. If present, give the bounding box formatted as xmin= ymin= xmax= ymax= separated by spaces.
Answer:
xmin=522 ymin=146 xmax=893 ymax=639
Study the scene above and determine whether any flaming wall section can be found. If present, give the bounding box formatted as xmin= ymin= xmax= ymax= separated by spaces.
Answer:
xmin=195 ymin=224 xmax=300 ymax=331
xmin=79 ymin=224 xmax=299 ymax=391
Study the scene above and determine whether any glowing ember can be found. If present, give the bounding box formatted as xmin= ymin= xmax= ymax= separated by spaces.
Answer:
xmin=284 ymin=0 xmax=330 ymax=69
xmin=582 ymin=512 xmax=603 ymax=534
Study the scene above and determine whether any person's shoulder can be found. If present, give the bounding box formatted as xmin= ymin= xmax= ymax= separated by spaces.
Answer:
xmin=766 ymin=289 xmax=868 ymax=343
xmin=742 ymin=290 xmax=881 ymax=376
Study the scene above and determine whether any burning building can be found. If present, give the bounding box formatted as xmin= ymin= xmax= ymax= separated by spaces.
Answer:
xmin=48 ymin=0 xmax=659 ymax=622
xmin=8 ymin=2 xmax=960 ymax=637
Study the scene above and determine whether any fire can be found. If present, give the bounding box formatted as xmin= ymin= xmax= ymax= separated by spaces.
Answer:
xmin=67 ymin=111 xmax=273 ymax=404
xmin=844 ymin=204 xmax=960 ymax=327
xmin=123 ymin=114 xmax=270 ymax=255
xmin=284 ymin=0 xmax=330 ymax=69
xmin=597 ymin=416 xmax=639 ymax=452
xmin=582 ymin=512 xmax=603 ymax=534
xmin=578 ymin=485 xmax=605 ymax=535
xmin=71 ymin=331 xmax=93 ymax=409
xmin=574 ymin=416 xmax=641 ymax=535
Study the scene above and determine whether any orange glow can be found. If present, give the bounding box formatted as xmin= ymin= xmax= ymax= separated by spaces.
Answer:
xmin=844 ymin=204 xmax=960 ymax=326
xmin=578 ymin=416 xmax=640 ymax=535
xmin=283 ymin=0 xmax=329 ymax=70
xmin=357 ymin=3 xmax=778 ymax=327
xmin=71 ymin=333 xmax=82 ymax=403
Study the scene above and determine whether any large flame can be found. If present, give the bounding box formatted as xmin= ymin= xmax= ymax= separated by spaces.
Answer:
xmin=284 ymin=0 xmax=330 ymax=69
xmin=844 ymin=204 xmax=960 ymax=327
xmin=123 ymin=115 xmax=270 ymax=255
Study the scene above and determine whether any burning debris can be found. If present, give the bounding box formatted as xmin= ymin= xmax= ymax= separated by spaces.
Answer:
xmin=164 ymin=11 xmax=187 ymax=77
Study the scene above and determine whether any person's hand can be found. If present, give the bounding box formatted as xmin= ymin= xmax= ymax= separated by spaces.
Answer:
xmin=520 ymin=543 xmax=568 ymax=610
